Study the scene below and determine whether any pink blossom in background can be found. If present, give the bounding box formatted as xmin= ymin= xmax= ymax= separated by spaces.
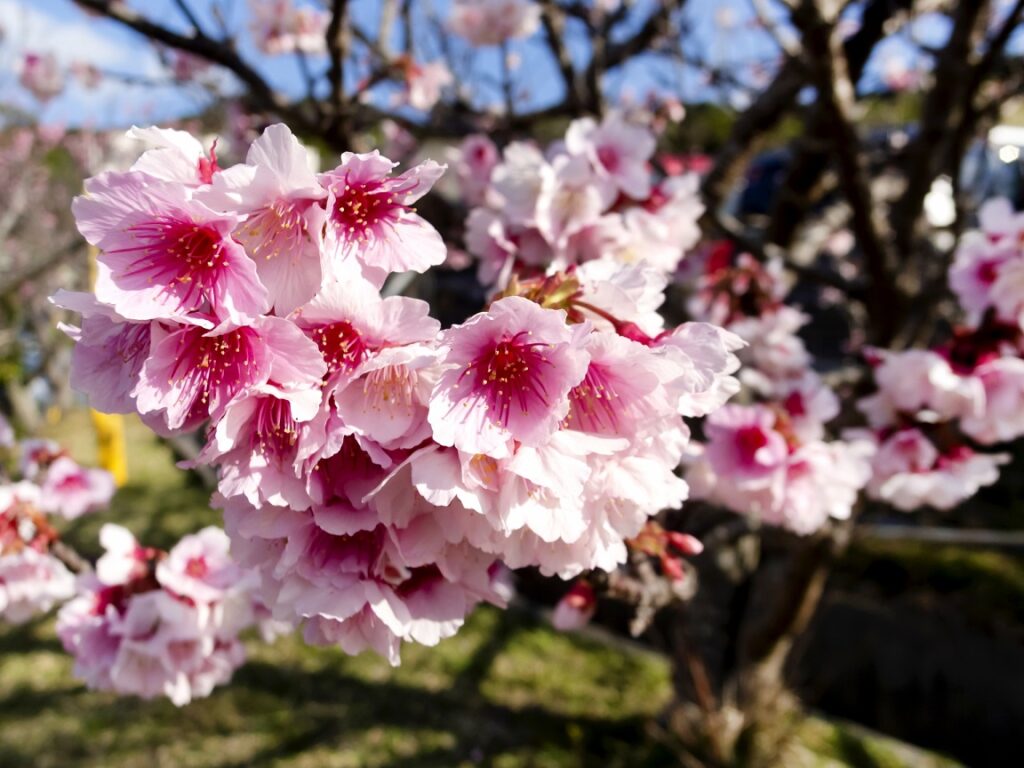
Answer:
xmin=0 ymin=548 xmax=75 ymax=624
xmin=959 ymin=356 xmax=1024 ymax=444
xmin=38 ymin=457 xmax=115 ymax=520
xmin=464 ymin=116 xmax=703 ymax=283
xmin=0 ymin=442 xmax=115 ymax=624
xmin=859 ymin=429 xmax=1007 ymax=511
xmin=552 ymin=581 xmax=596 ymax=631
xmin=703 ymin=405 xmax=789 ymax=485
xmin=452 ymin=135 xmax=499 ymax=206
xmin=688 ymin=406 xmax=871 ymax=535
xmin=57 ymin=524 xmax=259 ymax=705
xmin=19 ymin=53 xmax=65 ymax=102
xmin=404 ymin=60 xmax=453 ymax=112
xmin=249 ymin=0 xmax=329 ymax=55
xmin=565 ymin=112 xmax=655 ymax=204
xmin=949 ymin=197 xmax=1024 ymax=327
xmin=448 ymin=0 xmax=541 ymax=46
xmin=857 ymin=349 xmax=983 ymax=428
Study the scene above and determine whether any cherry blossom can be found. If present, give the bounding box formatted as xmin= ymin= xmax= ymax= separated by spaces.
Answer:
xmin=448 ymin=0 xmax=541 ymax=46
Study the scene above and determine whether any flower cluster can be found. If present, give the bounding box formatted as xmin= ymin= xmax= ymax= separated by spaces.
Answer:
xmin=0 ymin=425 xmax=113 ymax=623
xmin=59 ymin=123 xmax=740 ymax=664
xmin=683 ymin=245 xmax=871 ymax=533
xmin=57 ymin=525 xmax=259 ymax=706
xmin=452 ymin=112 xmax=704 ymax=286
xmin=248 ymin=0 xmax=330 ymax=56
xmin=851 ymin=200 xmax=1024 ymax=511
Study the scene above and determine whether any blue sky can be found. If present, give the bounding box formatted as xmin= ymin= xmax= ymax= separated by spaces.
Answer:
xmin=2 ymin=0 xmax=1013 ymax=130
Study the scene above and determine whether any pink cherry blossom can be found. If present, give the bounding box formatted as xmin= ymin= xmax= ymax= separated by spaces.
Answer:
xmin=862 ymin=429 xmax=1007 ymax=511
xmin=959 ymin=356 xmax=1024 ymax=444
xmin=428 ymin=296 xmax=589 ymax=458
xmin=156 ymin=527 xmax=251 ymax=605
xmin=53 ymin=290 xmax=152 ymax=414
xmin=73 ymin=171 xmax=269 ymax=324
xmin=198 ymin=384 xmax=326 ymax=509
xmin=201 ymin=124 xmax=328 ymax=314
xmin=452 ymin=135 xmax=499 ymax=206
xmin=249 ymin=0 xmax=329 ymax=55
xmin=38 ymin=456 xmax=115 ymax=520
xmin=126 ymin=126 xmax=217 ymax=187
xmin=58 ymin=524 xmax=259 ymax=705
xmin=703 ymin=404 xmax=789 ymax=485
xmin=857 ymin=349 xmax=983 ymax=428
xmin=405 ymin=60 xmax=453 ymax=111
xmin=334 ymin=344 xmax=438 ymax=450
xmin=448 ymin=0 xmax=541 ymax=46
xmin=565 ymin=113 xmax=655 ymax=204
xmin=19 ymin=53 xmax=64 ymax=101
xmin=294 ymin=268 xmax=439 ymax=395
xmin=320 ymin=152 xmax=447 ymax=285
xmin=487 ymin=141 xmax=554 ymax=226
xmin=656 ymin=322 xmax=744 ymax=418
xmin=0 ymin=548 xmax=75 ymax=623
xmin=134 ymin=316 xmax=323 ymax=432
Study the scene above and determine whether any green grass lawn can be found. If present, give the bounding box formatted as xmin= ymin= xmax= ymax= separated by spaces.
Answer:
xmin=0 ymin=411 xmax=961 ymax=767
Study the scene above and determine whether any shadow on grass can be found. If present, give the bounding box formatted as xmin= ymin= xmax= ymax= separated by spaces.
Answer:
xmin=0 ymin=605 xmax=675 ymax=768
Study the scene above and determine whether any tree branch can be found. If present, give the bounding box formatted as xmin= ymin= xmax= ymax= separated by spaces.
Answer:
xmin=326 ymin=0 xmax=352 ymax=120
xmin=889 ymin=2 xmax=990 ymax=259
xmin=790 ymin=0 xmax=900 ymax=343
xmin=71 ymin=0 xmax=318 ymax=135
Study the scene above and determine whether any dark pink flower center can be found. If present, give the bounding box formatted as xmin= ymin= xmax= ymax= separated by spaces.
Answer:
xmin=567 ymin=364 xmax=621 ymax=433
xmin=316 ymin=437 xmax=389 ymax=506
xmin=977 ymin=260 xmax=1000 ymax=285
xmin=185 ymin=556 xmax=209 ymax=579
xmin=119 ymin=217 xmax=229 ymax=309
xmin=736 ymin=426 xmax=769 ymax=462
xmin=394 ymin=564 xmax=443 ymax=596
xmin=235 ymin=198 xmax=310 ymax=261
xmin=306 ymin=525 xmax=383 ymax=576
xmin=330 ymin=180 xmax=403 ymax=238
xmin=170 ymin=327 xmax=260 ymax=414
xmin=55 ymin=472 xmax=89 ymax=493
xmin=783 ymin=391 xmax=806 ymax=417
xmin=310 ymin=321 xmax=368 ymax=376
xmin=251 ymin=396 xmax=299 ymax=462
xmin=461 ymin=332 xmax=553 ymax=427
xmin=597 ymin=145 xmax=620 ymax=172
xmin=94 ymin=584 xmax=129 ymax=616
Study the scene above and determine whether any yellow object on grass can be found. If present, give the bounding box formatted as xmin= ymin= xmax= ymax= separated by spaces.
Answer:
xmin=90 ymin=410 xmax=127 ymax=487
xmin=86 ymin=244 xmax=127 ymax=486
